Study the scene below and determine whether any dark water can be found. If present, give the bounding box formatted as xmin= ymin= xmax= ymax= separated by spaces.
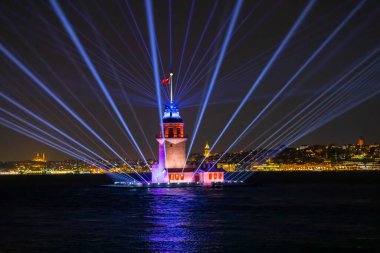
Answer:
xmin=0 ymin=172 xmax=379 ymax=253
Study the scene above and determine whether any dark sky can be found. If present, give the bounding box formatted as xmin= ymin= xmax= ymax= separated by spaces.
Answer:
xmin=1 ymin=0 xmax=379 ymax=161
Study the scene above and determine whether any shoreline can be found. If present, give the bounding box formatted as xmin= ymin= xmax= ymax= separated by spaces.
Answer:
xmin=1 ymin=169 xmax=380 ymax=176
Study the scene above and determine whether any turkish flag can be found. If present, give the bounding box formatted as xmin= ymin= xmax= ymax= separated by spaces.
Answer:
xmin=161 ymin=78 xmax=170 ymax=85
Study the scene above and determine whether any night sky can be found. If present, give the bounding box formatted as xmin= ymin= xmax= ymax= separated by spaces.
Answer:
xmin=1 ymin=0 xmax=379 ymax=161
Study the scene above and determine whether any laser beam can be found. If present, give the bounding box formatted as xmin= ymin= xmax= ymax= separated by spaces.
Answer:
xmin=0 ymin=45 xmax=147 ymax=183
xmin=207 ymin=0 xmax=365 ymax=172
xmin=185 ymin=0 xmax=244 ymax=172
xmin=49 ymin=0 xmax=150 ymax=170
xmin=0 ymin=117 xmax=132 ymax=181
xmin=193 ymin=0 xmax=317 ymax=174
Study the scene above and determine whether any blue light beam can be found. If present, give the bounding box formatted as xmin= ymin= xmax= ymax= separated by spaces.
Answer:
xmin=0 ymin=46 xmax=147 ymax=183
xmin=206 ymin=0 xmax=364 ymax=171
xmin=236 ymin=79 xmax=380 ymax=182
xmin=231 ymin=75 xmax=379 ymax=181
xmin=0 ymin=108 xmax=136 ymax=181
xmin=248 ymin=50 xmax=379 ymax=163
xmin=235 ymin=59 xmax=379 ymax=174
xmin=144 ymin=0 xmax=166 ymax=160
xmin=0 ymin=117 xmax=131 ymax=182
xmin=195 ymin=0 xmax=317 ymax=173
xmin=49 ymin=0 xmax=150 ymax=170
xmin=185 ymin=0 xmax=244 ymax=171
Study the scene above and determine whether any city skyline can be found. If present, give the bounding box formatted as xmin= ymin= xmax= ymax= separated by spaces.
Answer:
xmin=0 ymin=134 xmax=378 ymax=162
xmin=2 ymin=140 xmax=379 ymax=176
xmin=2 ymin=137 xmax=378 ymax=162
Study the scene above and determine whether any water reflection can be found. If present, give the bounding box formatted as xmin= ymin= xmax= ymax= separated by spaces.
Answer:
xmin=144 ymin=188 xmax=220 ymax=252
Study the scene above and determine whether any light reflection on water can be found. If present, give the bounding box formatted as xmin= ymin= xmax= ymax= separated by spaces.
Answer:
xmin=145 ymin=188 xmax=218 ymax=252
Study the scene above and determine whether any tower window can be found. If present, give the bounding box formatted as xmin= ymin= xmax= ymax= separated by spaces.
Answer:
xmin=168 ymin=128 xmax=174 ymax=137
xmin=177 ymin=128 xmax=181 ymax=137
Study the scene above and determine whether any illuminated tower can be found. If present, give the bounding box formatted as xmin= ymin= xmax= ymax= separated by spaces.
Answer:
xmin=204 ymin=142 xmax=210 ymax=158
xmin=357 ymin=136 xmax=364 ymax=148
xmin=150 ymin=71 xmax=225 ymax=185
xmin=151 ymin=71 xmax=188 ymax=183
xmin=152 ymin=103 xmax=187 ymax=183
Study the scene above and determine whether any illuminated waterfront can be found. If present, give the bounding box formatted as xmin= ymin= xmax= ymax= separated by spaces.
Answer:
xmin=1 ymin=141 xmax=379 ymax=176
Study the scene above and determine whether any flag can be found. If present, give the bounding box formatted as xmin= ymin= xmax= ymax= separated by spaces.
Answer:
xmin=161 ymin=78 xmax=170 ymax=85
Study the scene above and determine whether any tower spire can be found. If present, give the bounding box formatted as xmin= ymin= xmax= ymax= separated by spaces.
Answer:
xmin=170 ymin=72 xmax=174 ymax=103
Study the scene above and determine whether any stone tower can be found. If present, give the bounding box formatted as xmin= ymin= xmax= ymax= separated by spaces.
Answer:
xmin=151 ymin=102 xmax=187 ymax=183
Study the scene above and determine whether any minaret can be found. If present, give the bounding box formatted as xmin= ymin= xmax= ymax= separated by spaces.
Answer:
xmin=151 ymin=72 xmax=188 ymax=183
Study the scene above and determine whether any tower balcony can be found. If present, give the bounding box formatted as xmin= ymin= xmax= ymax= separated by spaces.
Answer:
xmin=156 ymin=133 xmax=188 ymax=138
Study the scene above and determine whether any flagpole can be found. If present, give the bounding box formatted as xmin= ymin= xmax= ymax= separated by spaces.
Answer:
xmin=170 ymin=72 xmax=173 ymax=103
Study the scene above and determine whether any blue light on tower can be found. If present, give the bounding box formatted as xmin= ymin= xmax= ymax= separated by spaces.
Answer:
xmin=163 ymin=103 xmax=182 ymax=122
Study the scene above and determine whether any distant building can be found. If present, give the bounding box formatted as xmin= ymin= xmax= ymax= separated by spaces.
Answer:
xmin=358 ymin=136 xmax=364 ymax=148
xmin=218 ymin=162 xmax=238 ymax=172
xmin=204 ymin=142 xmax=210 ymax=158
xmin=33 ymin=153 xmax=46 ymax=163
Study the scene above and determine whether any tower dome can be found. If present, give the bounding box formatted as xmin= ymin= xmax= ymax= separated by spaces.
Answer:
xmin=162 ymin=102 xmax=182 ymax=123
